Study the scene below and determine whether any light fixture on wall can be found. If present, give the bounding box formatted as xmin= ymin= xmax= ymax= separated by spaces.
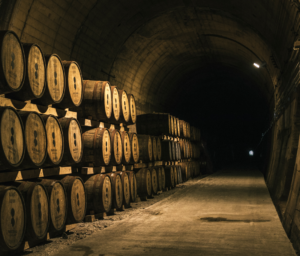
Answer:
xmin=253 ymin=61 xmax=266 ymax=68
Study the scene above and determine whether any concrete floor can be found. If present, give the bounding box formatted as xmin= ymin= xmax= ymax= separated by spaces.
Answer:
xmin=53 ymin=169 xmax=296 ymax=256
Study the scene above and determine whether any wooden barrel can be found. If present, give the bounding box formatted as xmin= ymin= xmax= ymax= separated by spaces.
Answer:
xmin=152 ymin=136 xmax=157 ymax=161
xmin=118 ymin=89 xmax=130 ymax=123
xmin=176 ymin=118 xmax=180 ymax=137
xmin=186 ymin=122 xmax=191 ymax=138
xmin=173 ymin=166 xmax=178 ymax=185
xmin=72 ymin=80 xmax=112 ymax=121
xmin=185 ymin=140 xmax=190 ymax=158
xmin=179 ymin=162 xmax=188 ymax=181
xmin=129 ymin=132 xmax=139 ymax=164
xmin=54 ymin=61 xmax=83 ymax=109
xmin=170 ymin=115 xmax=174 ymax=135
xmin=32 ymin=54 xmax=65 ymax=106
xmin=136 ymin=168 xmax=151 ymax=200
xmin=165 ymin=166 xmax=175 ymax=188
xmin=82 ymin=127 xmax=111 ymax=166
xmin=41 ymin=115 xmax=64 ymax=167
xmin=161 ymin=167 xmax=165 ymax=190
xmin=176 ymin=166 xmax=182 ymax=183
xmin=109 ymin=129 xmax=123 ymax=165
xmin=117 ymin=171 xmax=130 ymax=208
xmin=108 ymin=86 xmax=120 ymax=124
xmin=155 ymin=167 xmax=162 ymax=192
xmin=179 ymin=120 xmax=186 ymax=138
xmin=60 ymin=176 xmax=86 ymax=224
xmin=0 ymin=31 xmax=25 ymax=94
xmin=173 ymin=116 xmax=177 ymax=136
xmin=179 ymin=139 xmax=186 ymax=159
xmin=0 ymin=107 xmax=25 ymax=171
xmin=127 ymin=94 xmax=137 ymax=124
xmin=18 ymin=111 xmax=47 ymax=169
xmin=150 ymin=168 xmax=158 ymax=195
xmin=0 ymin=186 xmax=26 ymax=252
xmin=177 ymin=142 xmax=182 ymax=160
xmin=7 ymin=43 xmax=45 ymax=101
xmin=127 ymin=171 xmax=137 ymax=202
xmin=109 ymin=172 xmax=123 ymax=210
xmin=161 ymin=140 xmax=172 ymax=161
xmin=38 ymin=179 xmax=67 ymax=233
xmin=136 ymin=113 xmax=172 ymax=136
xmin=121 ymin=131 xmax=131 ymax=165
xmin=171 ymin=141 xmax=176 ymax=161
xmin=156 ymin=137 xmax=162 ymax=161
xmin=58 ymin=118 xmax=83 ymax=165
xmin=137 ymin=135 xmax=152 ymax=162
xmin=15 ymin=181 xmax=49 ymax=240
xmin=84 ymin=174 xmax=112 ymax=214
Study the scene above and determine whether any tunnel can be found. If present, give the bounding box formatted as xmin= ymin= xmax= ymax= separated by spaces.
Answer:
xmin=0 ymin=0 xmax=300 ymax=255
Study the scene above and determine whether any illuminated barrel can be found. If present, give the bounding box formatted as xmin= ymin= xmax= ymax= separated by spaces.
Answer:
xmin=33 ymin=54 xmax=65 ymax=106
xmin=54 ymin=61 xmax=83 ymax=109
xmin=7 ymin=43 xmax=45 ymax=101
xmin=0 ymin=31 xmax=25 ymax=94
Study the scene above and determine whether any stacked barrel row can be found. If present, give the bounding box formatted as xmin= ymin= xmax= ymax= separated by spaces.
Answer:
xmin=0 ymin=31 xmax=137 ymax=125
xmin=134 ymin=112 xmax=203 ymax=200
xmin=0 ymin=167 xmax=140 ymax=253
xmin=136 ymin=113 xmax=200 ymax=141
xmin=0 ymin=175 xmax=88 ymax=252
xmin=135 ymin=165 xmax=185 ymax=200
xmin=137 ymin=134 xmax=182 ymax=162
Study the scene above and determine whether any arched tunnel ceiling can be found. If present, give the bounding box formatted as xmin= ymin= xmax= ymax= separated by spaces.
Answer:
xmin=6 ymin=0 xmax=297 ymax=114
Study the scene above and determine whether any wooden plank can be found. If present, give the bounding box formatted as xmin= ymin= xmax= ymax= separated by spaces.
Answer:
xmin=153 ymin=161 xmax=163 ymax=166
xmin=80 ymin=166 xmax=117 ymax=175
xmin=134 ymin=162 xmax=148 ymax=169
xmin=0 ymin=166 xmax=73 ymax=183
xmin=0 ymin=96 xmax=77 ymax=118
xmin=125 ymin=165 xmax=134 ymax=171
xmin=24 ymin=223 xmax=78 ymax=250
xmin=84 ymin=212 xmax=107 ymax=222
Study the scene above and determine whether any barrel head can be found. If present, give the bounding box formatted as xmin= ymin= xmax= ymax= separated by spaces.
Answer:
xmin=102 ymin=129 xmax=111 ymax=165
xmin=1 ymin=31 xmax=24 ymax=91
xmin=68 ymin=119 xmax=82 ymax=163
xmin=70 ymin=178 xmax=86 ymax=223
xmin=115 ymin=175 xmax=123 ymax=209
xmin=67 ymin=62 xmax=82 ymax=107
xmin=25 ymin=113 xmax=47 ymax=166
xmin=123 ymin=173 xmax=130 ymax=206
xmin=122 ymin=132 xmax=131 ymax=164
xmin=50 ymin=182 xmax=66 ymax=232
xmin=131 ymin=133 xmax=139 ymax=163
xmin=46 ymin=55 xmax=64 ymax=103
xmin=129 ymin=94 xmax=136 ymax=124
xmin=28 ymin=45 xmax=45 ymax=98
xmin=0 ymin=188 xmax=25 ymax=251
xmin=113 ymin=130 xmax=122 ymax=165
xmin=30 ymin=185 xmax=49 ymax=239
xmin=102 ymin=176 xmax=112 ymax=213
xmin=104 ymin=83 xmax=112 ymax=119
xmin=45 ymin=116 xmax=63 ymax=165
xmin=0 ymin=108 xmax=24 ymax=167
xmin=111 ymin=87 xmax=120 ymax=122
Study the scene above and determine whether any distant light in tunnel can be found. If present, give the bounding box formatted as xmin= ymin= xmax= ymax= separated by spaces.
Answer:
xmin=253 ymin=63 xmax=260 ymax=68
xmin=249 ymin=150 xmax=254 ymax=156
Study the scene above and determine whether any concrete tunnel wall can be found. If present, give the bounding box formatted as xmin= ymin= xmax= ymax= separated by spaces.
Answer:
xmin=2 ymin=0 xmax=300 ymax=250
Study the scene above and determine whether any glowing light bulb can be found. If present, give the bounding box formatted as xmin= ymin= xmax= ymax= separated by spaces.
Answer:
xmin=253 ymin=63 xmax=260 ymax=68
xmin=249 ymin=150 xmax=254 ymax=156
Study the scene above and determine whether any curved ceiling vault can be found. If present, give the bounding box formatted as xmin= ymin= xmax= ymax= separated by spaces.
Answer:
xmin=5 ymin=0 xmax=298 ymax=113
